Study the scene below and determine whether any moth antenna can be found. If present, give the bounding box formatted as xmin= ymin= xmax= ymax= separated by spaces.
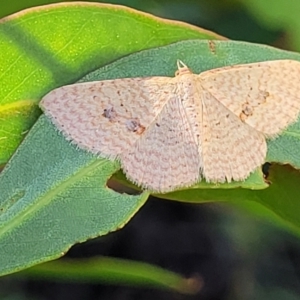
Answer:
xmin=176 ymin=60 xmax=191 ymax=76
xmin=177 ymin=60 xmax=188 ymax=69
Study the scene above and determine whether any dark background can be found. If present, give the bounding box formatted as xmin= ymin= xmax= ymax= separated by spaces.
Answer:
xmin=1 ymin=1 xmax=300 ymax=299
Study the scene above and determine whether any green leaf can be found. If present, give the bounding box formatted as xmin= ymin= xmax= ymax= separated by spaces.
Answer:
xmin=0 ymin=114 xmax=149 ymax=276
xmin=53 ymin=39 xmax=300 ymax=232
xmin=0 ymin=2 xmax=221 ymax=165
xmin=1 ymin=39 xmax=300 ymax=277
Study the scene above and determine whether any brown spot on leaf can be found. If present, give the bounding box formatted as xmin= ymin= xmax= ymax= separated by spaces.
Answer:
xmin=208 ymin=40 xmax=216 ymax=54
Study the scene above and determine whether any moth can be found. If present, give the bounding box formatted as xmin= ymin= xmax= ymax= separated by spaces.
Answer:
xmin=40 ymin=60 xmax=300 ymax=193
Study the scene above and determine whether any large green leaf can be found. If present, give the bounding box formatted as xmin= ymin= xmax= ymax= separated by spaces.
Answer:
xmin=0 ymin=114 xmax=149 ymax=276
xmin=1 ymin=39 xmax=300 ymax=277
xmin=0 ymin=2 xmax=221 ymax=165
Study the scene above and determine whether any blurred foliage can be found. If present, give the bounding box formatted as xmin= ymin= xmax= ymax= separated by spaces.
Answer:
xmin=1 ymin=1 xmax=300 ymax=300
xmin=239 ymin=0 xmax=300 ymax=50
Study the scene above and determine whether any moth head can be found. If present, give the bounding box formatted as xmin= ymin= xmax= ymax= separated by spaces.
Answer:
xmin=175 ymin=60 xmax=193 ymax=76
